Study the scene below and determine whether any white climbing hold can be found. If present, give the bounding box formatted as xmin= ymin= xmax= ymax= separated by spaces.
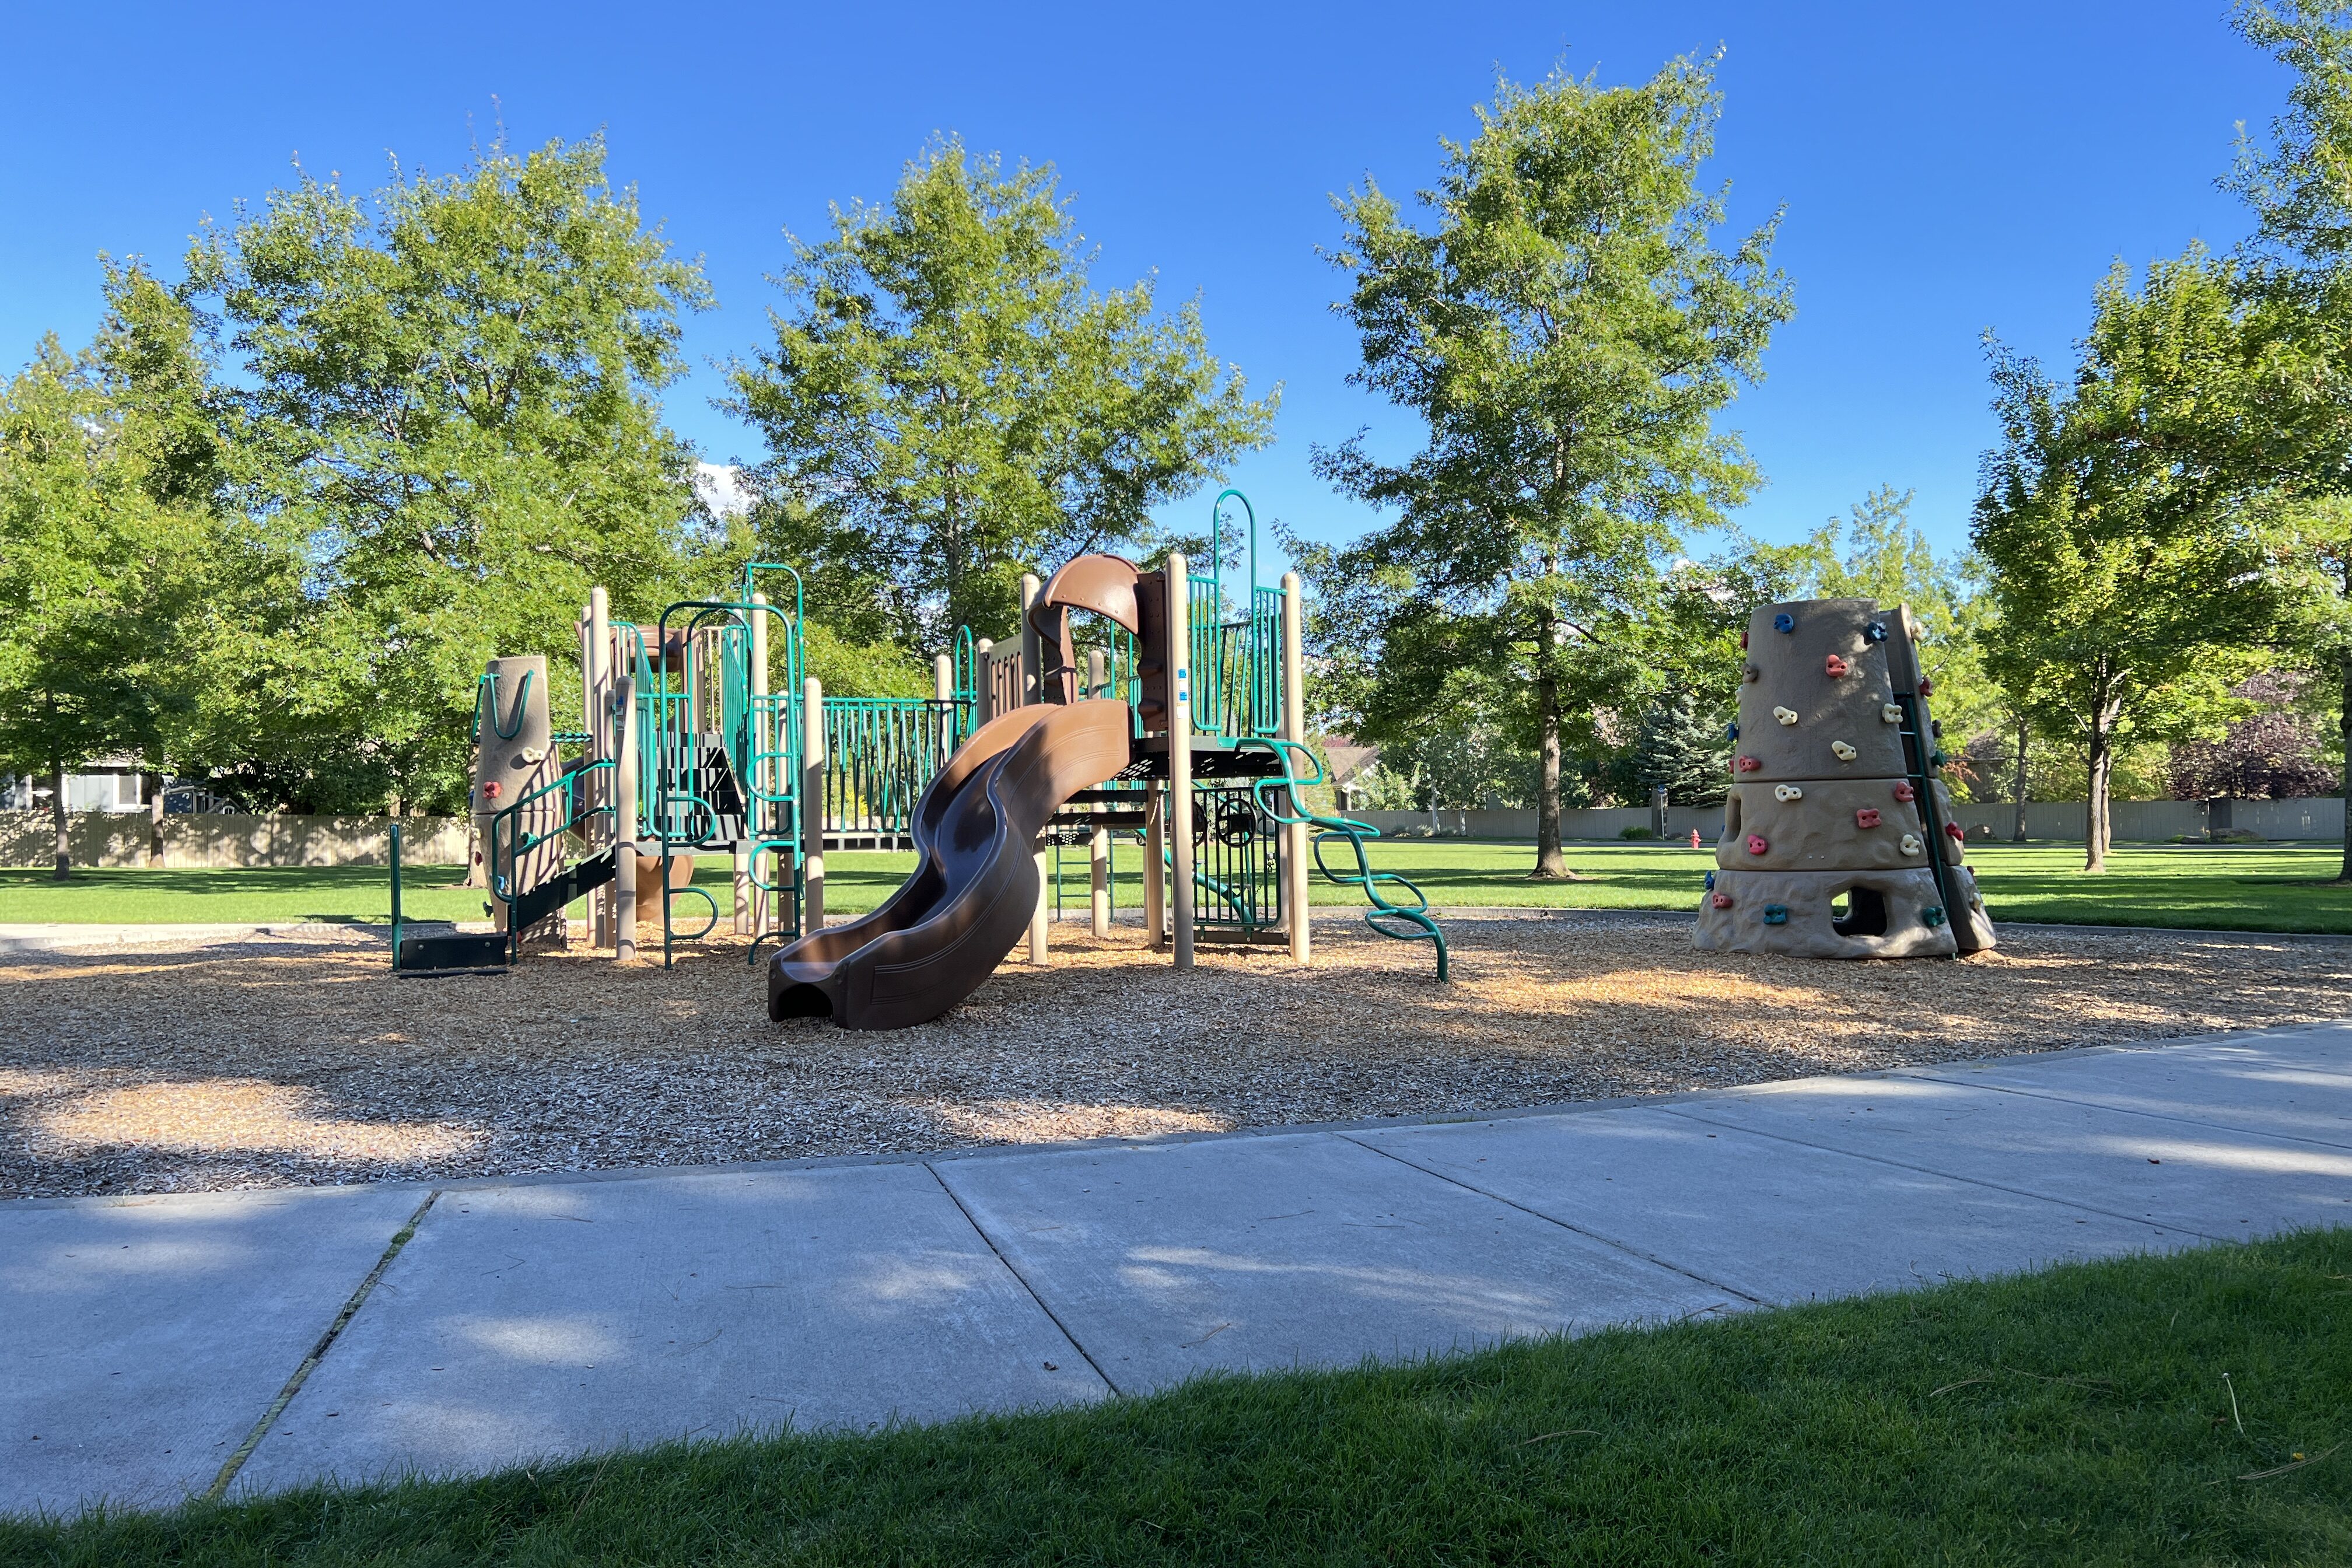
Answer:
xmin=1773 ymin=784 xmax=1803 ymax=802
xmin=1831 ymin=740 xmax=1858 ymax=761
xmin=1881 ymin=703 xmax=1902 ymax=723
xmin=1901 ymin=833 xmax=1923 ymax=855
xmin=517 ymin=747 xmax=544 ymax=765
xmin=1773 ymin=705 xmax=1799 ymax=726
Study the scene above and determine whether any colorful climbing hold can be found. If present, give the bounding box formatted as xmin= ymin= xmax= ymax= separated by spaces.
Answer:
xmin=1762 ymin=904 xmax=1789 ymax=925
xmin=1900 ymin=833 xmax=1923 ymax=855
xmin=1881 ymin=702 xmax=1902 ymax=723
xmin=1737 ymin=755 xmax=1763 ymax=772
xmin=1824 ymin=654 xmax=1850 ymax=678
xmin=1892 ymin=782 xmax=1916 ymax=803
xmin=1855 ymin=807 xmax=1882 ymax=829
xmin=1922 ymin=905 xmax=1948 ymax=928
xmin=1773 ymin=612 xmax=1795 ymax=633
xmin=1742 ymin=664 xmax=1760 ymax=682
xmin=1726 ymin=722 xmax=1740 ymax=740
xmin=1704 ymin=870 xmax=1717 ymax=890
xmin=1740 ymin=630 xmax=1749 ymax=649
xmin=1864 ymin=622 xmax=1888 ymax=643
xmin=1774 ymin=783 xmax=1804 ymax=802
xmin=1929 ymin=750 xmax=1948 ymax=768
xmin=1944 ymin=822 xmax=1966 ymax=841
xmin=1774 ymin=705 xmax=1800 ymax=726
xmin=1831 ymin=740 xmax=1858 ymax=761
xmin=481 ymin=780 xmax=503 ymax=800
xmin=1711 ymin=892 xmax=1734 ymax=909
xmin=1917 ymin=677 xmax=1934 ymax=696
xmin=1746 ymin=834 xmax=1769 ymax=856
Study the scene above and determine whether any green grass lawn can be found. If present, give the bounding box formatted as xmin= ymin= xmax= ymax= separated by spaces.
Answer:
xmin=3 ymin=840 xmax=2346 ymax=933
xmin=9 ymin=1231 xmax=2346 ymax=1564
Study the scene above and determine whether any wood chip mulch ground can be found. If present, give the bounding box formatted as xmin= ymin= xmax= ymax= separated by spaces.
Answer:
xmin=4 ymin=916 xmax=2347 ymax=1199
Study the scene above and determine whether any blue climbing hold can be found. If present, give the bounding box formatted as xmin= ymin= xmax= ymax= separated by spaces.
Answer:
xmin=1773 ymin=612 xmax=1796 ymax=634
xmin=1864 ymin=622 xmax=1888 ymax=643
xmin=1762 ymin=903 xmax=1789 ymax=925
xmin=1922 ymin=904 xmax=1948 ymax=928
xmin=1704 ymin=870 xmax=1717 ymax=891
xmin=1726 ymin=722 xmax=1739 ymax=740
xmin=1929 ymin=750 xmax=1948 ymax=768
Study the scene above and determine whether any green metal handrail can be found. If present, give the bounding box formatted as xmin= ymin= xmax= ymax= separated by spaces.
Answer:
xmin=1238 ymin=737 xmax=1448 ymax=980
xmin=488 ymin=758 xmax=617 ymax=965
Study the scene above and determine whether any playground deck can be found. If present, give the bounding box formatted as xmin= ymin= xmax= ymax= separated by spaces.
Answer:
xmin=7 ymin=918 xmax=2349 ymax=1200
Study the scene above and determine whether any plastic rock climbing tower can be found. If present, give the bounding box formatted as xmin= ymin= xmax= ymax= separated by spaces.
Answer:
xmin=1693 ymin=598 xmax=1997 ymax=960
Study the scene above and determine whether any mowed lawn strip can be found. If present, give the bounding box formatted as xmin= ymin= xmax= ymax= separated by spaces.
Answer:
xmin=2 ymin=842 xmax=2347 ymax=933
xmin=8 ymin=1231 xmax=2347 ymax=1565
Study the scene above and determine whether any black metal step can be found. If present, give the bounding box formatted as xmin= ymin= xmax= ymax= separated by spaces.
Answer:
xmin=396 ymin=932 xmax=509 ymax=973
xmin=509 ymin=847 xmax=619 ymax=933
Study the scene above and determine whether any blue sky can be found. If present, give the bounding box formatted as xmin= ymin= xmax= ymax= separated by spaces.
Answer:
xmin=0 ymin=2 xmax=2290 ymax=576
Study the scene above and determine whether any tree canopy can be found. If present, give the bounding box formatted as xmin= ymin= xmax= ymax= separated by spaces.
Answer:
xmin=729 ymin=138 xmax=1276 ymax=651
xmin=1306 ymin=52 xmax=1791 ymax=877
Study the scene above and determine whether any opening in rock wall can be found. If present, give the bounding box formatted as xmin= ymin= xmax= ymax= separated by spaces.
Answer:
xmin=1831 ymin=886 xmax=1888 ymax=938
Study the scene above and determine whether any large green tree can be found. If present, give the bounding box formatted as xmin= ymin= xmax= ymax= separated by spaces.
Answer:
xmin=0 ymin=274 xmax=228 ymax=873
xmin=1973 ymin=250 xmax=2300 ymax=871
xmin=1310 ymin=54 xmax=1791 ymax=878
xmin=185 ymin=134 xmax=711 ymax=811
xmin=2225 ymin=0 xmax=2352 ymax=880
xmin=729 ymin=138 xmax=1276 ymax=651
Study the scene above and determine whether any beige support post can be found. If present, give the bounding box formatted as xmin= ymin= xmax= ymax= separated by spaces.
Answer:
xmin=1088 ymin=648 xmax=1110 ymax=939
xmin=802 ymin=676 xmax=825 ymax=933
xmin=1166 ymin=551 xmax=1195 ymax=970
xmin=614 ymin=628 xmax=638 ymax=963
xmin=1019 ymin=572 xmax=1042 ymax=706
xmin=1282 ymin=570 xmax=1311 ymax=967
xmin=588 ymin=589 xmax=612 ymax=946
xmin=748 ymin=592 xmax=771 ymax=933
xmin=1021 ymin=572 xmax=1048 ymax=961
xmin=975 ymin=638 xmax=996 ymax=724
xmin=935 ymin=652 xmax=954 ymax=761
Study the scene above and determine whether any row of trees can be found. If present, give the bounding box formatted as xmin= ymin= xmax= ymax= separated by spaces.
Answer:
xmin=1312 ymin=9 xmax=2352 ymax=878
xmin=8 ymin=9 xmax=2348 ymax=881
xmin=0 ymin=136 xmax=1273 ymax=862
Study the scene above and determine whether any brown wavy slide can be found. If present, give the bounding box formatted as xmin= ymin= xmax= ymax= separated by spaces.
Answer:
xmin=766 ymin=697 xmax=1135 ymax=1030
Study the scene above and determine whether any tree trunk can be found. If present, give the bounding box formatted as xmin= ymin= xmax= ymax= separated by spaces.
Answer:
xmin=1530 ymin=666 xmax=1577 ymax=880
xmin=50 ymin=760 xmax=70 ymax=880
xmin=2084 ymin=716 xmax=2114 ymax=874
xmin=147 ymin=768 xmax=165 ymax=868
xmin=2010 ymin=716 xmax=2029 ymax=843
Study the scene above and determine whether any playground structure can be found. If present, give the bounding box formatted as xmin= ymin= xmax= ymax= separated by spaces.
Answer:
xmin=392 ymin=491 xmax=1447 ymax=1020
xmin=1693 ymin=597 xmax=1997 ymax=959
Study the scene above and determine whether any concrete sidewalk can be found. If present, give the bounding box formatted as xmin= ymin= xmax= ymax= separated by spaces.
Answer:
xmin=6 ymin=1023 xmax=2349 ymax=1518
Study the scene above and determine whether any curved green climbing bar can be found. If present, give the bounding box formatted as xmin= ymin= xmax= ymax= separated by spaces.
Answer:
xmin=1237 ymin=737 xmax=1447 ymax=981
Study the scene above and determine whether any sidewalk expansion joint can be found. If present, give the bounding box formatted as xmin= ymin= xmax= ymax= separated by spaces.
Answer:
xmin=202 ymin=1188 xmax=440 ymax=1502
xmin=1905 ymin=1072 xmax=2352 ymax=1153
xmin=922 ymin=1162 xmax=1123 ymax=1399
xmin=1331 ymin=1132 xmax=1768 ymax=1308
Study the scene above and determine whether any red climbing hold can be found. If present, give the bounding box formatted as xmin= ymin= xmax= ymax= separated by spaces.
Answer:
xmin=1746 ymin=833 xmax=1769 ymax=856
xmin=481 ymin=780 xmax=503 ymax=800
xmin=1740 ymin=629 xmax=1749 ymax=649
xmin=1944 ymin=822 xmax=1966 ymax=840
xmin=1917 ymin=677 xmax=1934 ymax=696
xmin=1711 ymin=892 xmax=1734 ymax=909
xmin=1891 ymin=782 xmax=1916 ymax=803
xmin=1824 ymin=654 xmax=1850 ymax=678
xmin=1736 ymin=755 xmax=1762 ymax=772
xmin=1855 ymin=807 xmax=1882 ymax=828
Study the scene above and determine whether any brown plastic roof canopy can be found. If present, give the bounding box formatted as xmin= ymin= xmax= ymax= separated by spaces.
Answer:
xmin=766 ymin=555 xmax=1167 ymax=1030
